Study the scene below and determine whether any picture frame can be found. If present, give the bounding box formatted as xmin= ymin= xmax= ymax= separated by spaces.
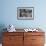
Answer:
xmin=17 ymin=7 xmax=34 ymax=20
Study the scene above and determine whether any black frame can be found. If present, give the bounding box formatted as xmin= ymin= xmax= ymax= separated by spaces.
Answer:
xmin=17 ymin=7 xmax=34 ymax=20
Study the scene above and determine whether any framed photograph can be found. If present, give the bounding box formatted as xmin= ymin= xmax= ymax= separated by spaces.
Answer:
xmin=17 ymin=7 xmax=34 ymax=20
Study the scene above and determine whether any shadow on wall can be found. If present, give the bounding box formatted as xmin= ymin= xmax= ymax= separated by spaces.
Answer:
xmin=0 ymin=24 xmax=7 ymax=43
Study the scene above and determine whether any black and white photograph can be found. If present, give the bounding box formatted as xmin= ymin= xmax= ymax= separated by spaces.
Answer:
xmin=17 ymin=7 xmax=34 ymax=20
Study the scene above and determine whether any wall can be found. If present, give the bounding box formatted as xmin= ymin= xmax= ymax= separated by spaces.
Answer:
xmin=0 ymin=0 xmax=46 ymax=30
